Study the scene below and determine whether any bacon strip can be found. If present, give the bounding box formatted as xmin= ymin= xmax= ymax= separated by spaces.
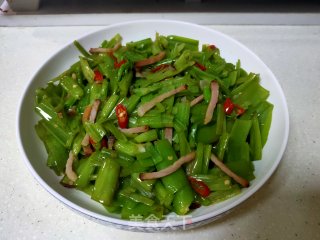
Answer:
xmin=82 ymin=105 xmax=92 ymax=123
xmin=81 ymin=134 xmax=90 ymax=146
xmin=81 ymin=100 xmax=101 ymax=147
xmin=204 ymin=81 xmax=219 ymax=124
xmin=89 ymin=99 xmax=101 ymax=122
xmin=137 ymin=85 xmax=187 ymax=117
xmin=210 ymin=154 xmax=249 ymax=187
xmin=134 ymin=51 xmax=166 ymax=68
xmin=89 ymin=43 xmax=121 ymax=54
xmin=119 ymin=126 xmax=149 ymax=134
xmin=190 ymin=94 xmax=204 ymax=107
xmin=164 ymin=127 xmax=173 ymax=144
xmin=65 ymin=151 xmax=77 ymax=182
xmin=140 ymin=152 xmax=196 ymax=180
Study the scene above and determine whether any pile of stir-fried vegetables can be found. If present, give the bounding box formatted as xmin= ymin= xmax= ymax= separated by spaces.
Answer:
xmin=35 ymin=33 xmax=273 ymax=219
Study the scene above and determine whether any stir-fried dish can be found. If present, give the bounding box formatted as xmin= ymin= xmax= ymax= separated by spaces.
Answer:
xmin=35 ymin=34 xmax=273 ymax=219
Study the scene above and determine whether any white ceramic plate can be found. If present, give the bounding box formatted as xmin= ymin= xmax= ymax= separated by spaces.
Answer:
xmin=17 ymin=20 xmax=289 ymax=232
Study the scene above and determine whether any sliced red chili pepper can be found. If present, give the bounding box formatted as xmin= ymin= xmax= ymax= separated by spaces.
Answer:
xmin=223 ymin=98 xmax=234 ymax=115
xmin=100 ymin=137 xmax=108 ymax=149
xmin=115 ymin=104 xmax=129 ymax=129
xmin=208 ymin=44 xmax=216 ymax=50
xmin=195 ymin=62 xmax=206 ymax=71
xmin=67 ymin=106 xmax=77 ymax=116
xmin=89 ymin=136 xmax=96 ymax=146
xmin=151 ymin=64 xmax=169 ymax=73
xmin=223 ymin=98 xmax=246 ymax=116
xmin=114 ymin=59 xmax=127 ymax=69
xmin=188 ymin=176 xmax=210 ymax=198
xmin=94 ymin=70 xmax=104 ymax=82
xmin=234 ymin=104 xmax=246 ymax=116
xmin=107 ymin=52 xmax=126 ymax=69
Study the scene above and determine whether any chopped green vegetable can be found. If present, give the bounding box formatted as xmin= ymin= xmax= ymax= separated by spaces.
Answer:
xmin=34 ymin=33 xmax=273 ymax=220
